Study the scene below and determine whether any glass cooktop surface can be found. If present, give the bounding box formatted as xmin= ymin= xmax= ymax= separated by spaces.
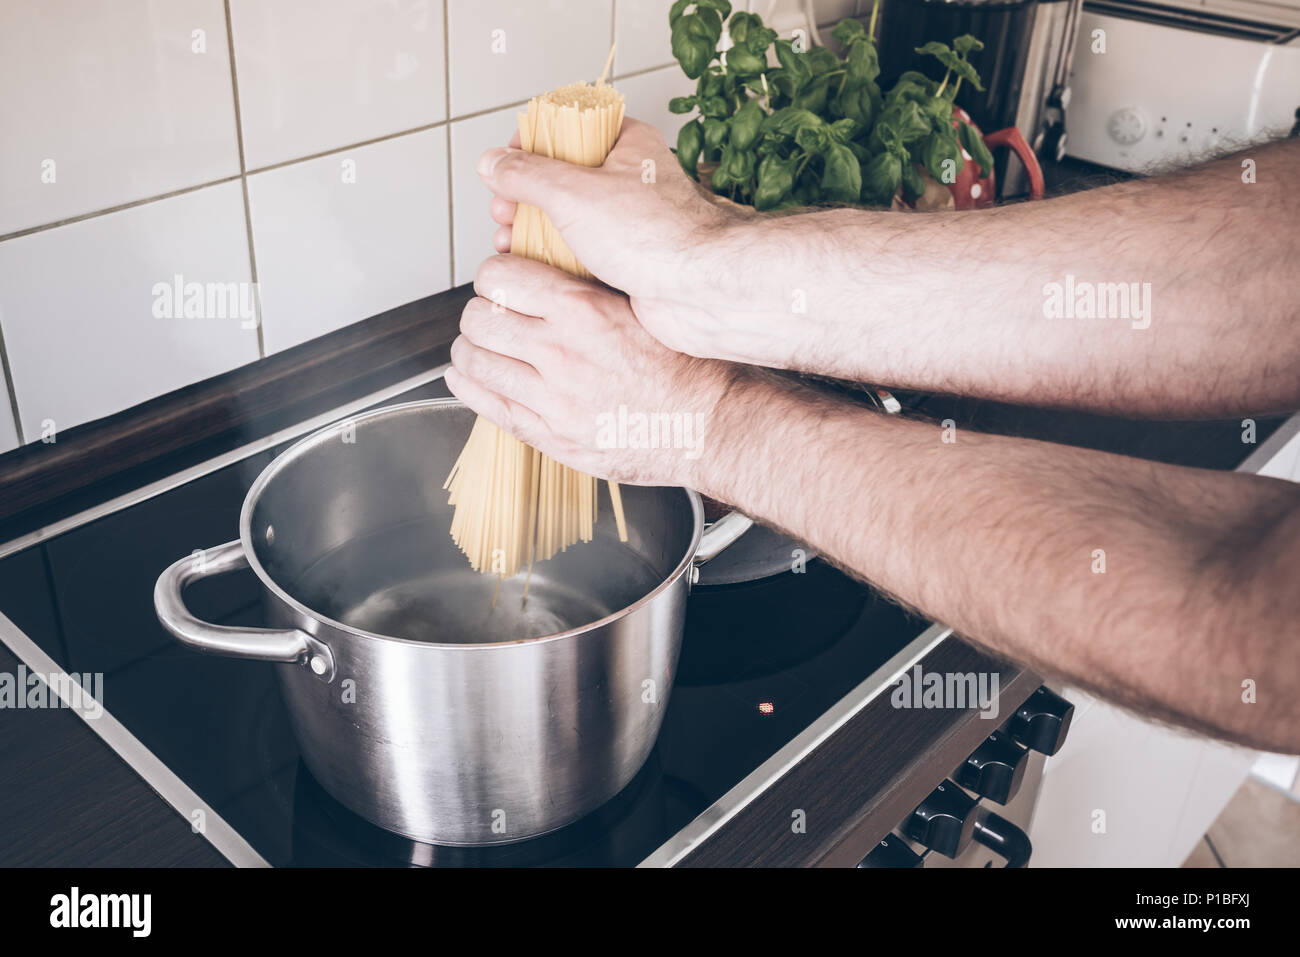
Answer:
xmin=0 ymin=380 xmax=929 ymax=866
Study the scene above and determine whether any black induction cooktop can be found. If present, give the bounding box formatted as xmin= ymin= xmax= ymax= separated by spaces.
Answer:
xmin=0 ymin=378 xmax=930 ymax=867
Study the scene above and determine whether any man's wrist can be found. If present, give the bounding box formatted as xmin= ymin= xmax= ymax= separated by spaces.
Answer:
xmin=686 ymin=363 xmax=771 ymax=500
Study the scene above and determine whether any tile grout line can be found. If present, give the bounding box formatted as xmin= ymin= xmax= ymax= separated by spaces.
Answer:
xmin=223 ymin=0 xmax=265 ymax=359
xmin=0 ymin=64 xmax=678 ymax=247
xmin=0 ymin=315 xmax=26 ymax=445
xmin=0 ymin=176 xmax=244 ymax=244
xmin=443 ymin=0 xmax=456 ymax=287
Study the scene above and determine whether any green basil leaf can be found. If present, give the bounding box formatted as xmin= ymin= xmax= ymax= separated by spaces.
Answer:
xmin=697 ymin=7 xmax=723 ymax=43
xmin=725 ymin=46 xmax=766 ymax=75
xmin=669 ymin=0 xmax=691 ymax=27
xmin=767 ymin=106 xmax=822 ymax=136
xmin=827 ymin=117 xmax=855 ymax=143
xmin=745 ymin=25 xmax=778 ymax=54
xmin=720 ymin=143 xmax=754 ymax=186
xmin=669 ymin=95 xmax=697 ymax=115
xmin=921 ymin=129 xmax=964 ymax=184
xmin=697 ymin=68 xmax=724 ymax=98
xmin=860 ymin=150 xmax=902 ymax=206
xmin=675 ymin=119 xmax=704 ymax=177
xmin=835 ymin=82 xmax=879 ymax=129
xmin=821 ymin=141 xmax=862 ymax=203
xmin=671 ymin=15 xmax=716 ymax=79
xmin=727 ymin=10 xmax=757 ymax=45
xmin=794 ymin=123 xmax=826 ymax=153
xmin=831 ymin=18 xmax=866 ymax=47
xmin=958 ymin=120 xmax=994 ymax=177
xmin=900 ymin=160 xmax=925 ymax=202
xmin=806 ymin=47 xmax=839 ymax=75
xmin=953 ymin=34 xmax=984 ymax=57
xmin=891 ymin=100 xmax=931 ymax=144
xmin=845 ymin=39 xmax=880 ymax=84
xmin=949 ymin=56 xmax=984 ymax=92
xmin=774 ymin=40 xmax=812 ymax=96
xmin=920 ymin=95 xmax=953 ymax=128
xmin=702 ymin=116 xmax=729 ymax=151
xmin=697 ymin=94 xmax=730 ymax=118
xmin=730 ymin=97 xmax=764 ymax=150
xmin=915 ymin=40 xmax=960 ymax=74
xmin=710 ymin=156 xmax=731 ymax=191
xmin=794 ymin=73 xmax=830 ymax=113
xmin=754 ymin=153 xmax=799 ymax=210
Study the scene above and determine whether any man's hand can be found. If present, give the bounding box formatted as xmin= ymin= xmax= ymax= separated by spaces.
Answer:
xmin=477 ymin=118 xmax=767 ymax=363
xmin=444 ymin=253 xmax=737 ymax=487
xmin=484 ymin=124 xmax=1300 ymax=418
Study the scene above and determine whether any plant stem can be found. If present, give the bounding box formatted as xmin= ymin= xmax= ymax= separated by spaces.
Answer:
xmin=868 ymin=0 xmax=880 ymax=40
xmin=935 ymin=69 xmax=951 ymax=97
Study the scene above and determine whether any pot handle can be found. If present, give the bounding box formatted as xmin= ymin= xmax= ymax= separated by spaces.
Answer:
xmin=693 ymin=510 xmax=754 ymax=566
xmin=983 ymin=126 xmax=1045 ymax=200
xmin=154 ymin=539 xmax=336 ymax=682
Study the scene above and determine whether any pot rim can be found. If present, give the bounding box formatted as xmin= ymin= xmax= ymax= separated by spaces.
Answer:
xmin=237 ymin=397 xmax=705 ymax=650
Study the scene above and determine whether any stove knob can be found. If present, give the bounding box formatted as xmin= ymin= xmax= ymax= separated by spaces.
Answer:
xmin=857 ymin=834 xmax=924 ymax=868
xmin=901 ymin=780 xmax=978 ymax=859
xmin=1009 ymin=686 xmax=1074 ymax=756
xmin=954 ymin=730 xmax=1029 ymax=805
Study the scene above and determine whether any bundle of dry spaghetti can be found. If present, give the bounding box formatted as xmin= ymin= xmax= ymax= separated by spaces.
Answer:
xmin=444 ymin=71 xmax=628 ymax=579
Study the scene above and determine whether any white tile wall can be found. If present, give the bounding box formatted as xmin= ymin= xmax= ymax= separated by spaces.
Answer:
xmin=0 ymin=0 xmax=240 ymax=235
xmin=0 ymin=387 xmax=18 ymax=454
xmin=614 ymin=65 xmax=698 ymax=145
xmin=0 ymin=0 xmax=711 ymax=451
xmin=229 ymin=0 xmax=448 ymax=170
xmin=447 ymin=0 xmax=615 ymax=117
xmin=449 ymin=107 xmax=519 ymax=287
xmin=809 ymin=0 xmax=865 ymax=23
xmin=0 ymin=182 xmax=260 ymax=438
xmin=614 ymin=0 xmax=676 ymax=77
xmin=248 ymin=128 xmax=451 ymax=355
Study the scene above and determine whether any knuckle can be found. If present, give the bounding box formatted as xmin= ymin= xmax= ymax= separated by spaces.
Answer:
xmin=473 ymin=254 xmax=513 ymax=299
xmin=554 ymin=282 xmax=605 ymax=319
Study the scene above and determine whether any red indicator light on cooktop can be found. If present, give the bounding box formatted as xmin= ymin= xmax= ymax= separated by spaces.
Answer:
xmin=758 ymin=701 xmax=775 ymax=715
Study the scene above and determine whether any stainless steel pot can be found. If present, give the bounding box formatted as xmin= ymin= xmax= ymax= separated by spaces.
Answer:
xmin=153 ymin=398 xmax=750 ymax=846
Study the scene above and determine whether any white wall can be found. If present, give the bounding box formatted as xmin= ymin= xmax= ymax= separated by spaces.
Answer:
xmin=0 ymin=0 xmax=752 ymax=451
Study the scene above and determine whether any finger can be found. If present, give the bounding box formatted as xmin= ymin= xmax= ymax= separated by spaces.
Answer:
xmin=459 ymin=296 xmax=547 ymax=365
xmin=492 ymin=224 xmax=512 ymax=253
xmin=474 ymin=253 xmax=608 ymax=321
xmin=489 ymin=195 xmax=517 ymax=226
xmin=477 ymin=147 xmax=592 ymax=227
xmin=444 ymin=366 xmax=548 ymax=449
xmin=449 ymin=334 xmax=546 ymax=412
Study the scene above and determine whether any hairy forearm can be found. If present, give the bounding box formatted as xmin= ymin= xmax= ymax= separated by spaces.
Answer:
xmin=703 ymin=139 xmax=1300 ymax=417
xmin=694 ymin=370 xmax=1300 ymax=752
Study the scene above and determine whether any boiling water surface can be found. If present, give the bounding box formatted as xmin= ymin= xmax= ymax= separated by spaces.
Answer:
xmin=287 ymin=517 xmax=666 ymax=644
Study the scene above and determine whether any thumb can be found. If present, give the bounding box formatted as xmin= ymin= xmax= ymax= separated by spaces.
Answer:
xmin=476 ymin=147 xmax=593 ymax=226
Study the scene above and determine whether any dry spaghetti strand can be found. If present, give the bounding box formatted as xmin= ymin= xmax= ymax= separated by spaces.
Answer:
xmin=445 ymin=70 xmax=629 ymax=580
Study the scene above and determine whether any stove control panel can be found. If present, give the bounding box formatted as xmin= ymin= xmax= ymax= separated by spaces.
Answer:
xmin=859 ymin=684 xmax=1073 ymax=868
xmin=955 ymin=730 xmax=1029 ymax=805
xmin=901 ymin=780 xmax=979 ymax=858
xmin=1008 ymin=686 xmax=1074 ymax=756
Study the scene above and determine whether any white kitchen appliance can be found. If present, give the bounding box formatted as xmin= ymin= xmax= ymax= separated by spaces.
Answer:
xmin=1066 ymin=0 xmax=1300 ymax=172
